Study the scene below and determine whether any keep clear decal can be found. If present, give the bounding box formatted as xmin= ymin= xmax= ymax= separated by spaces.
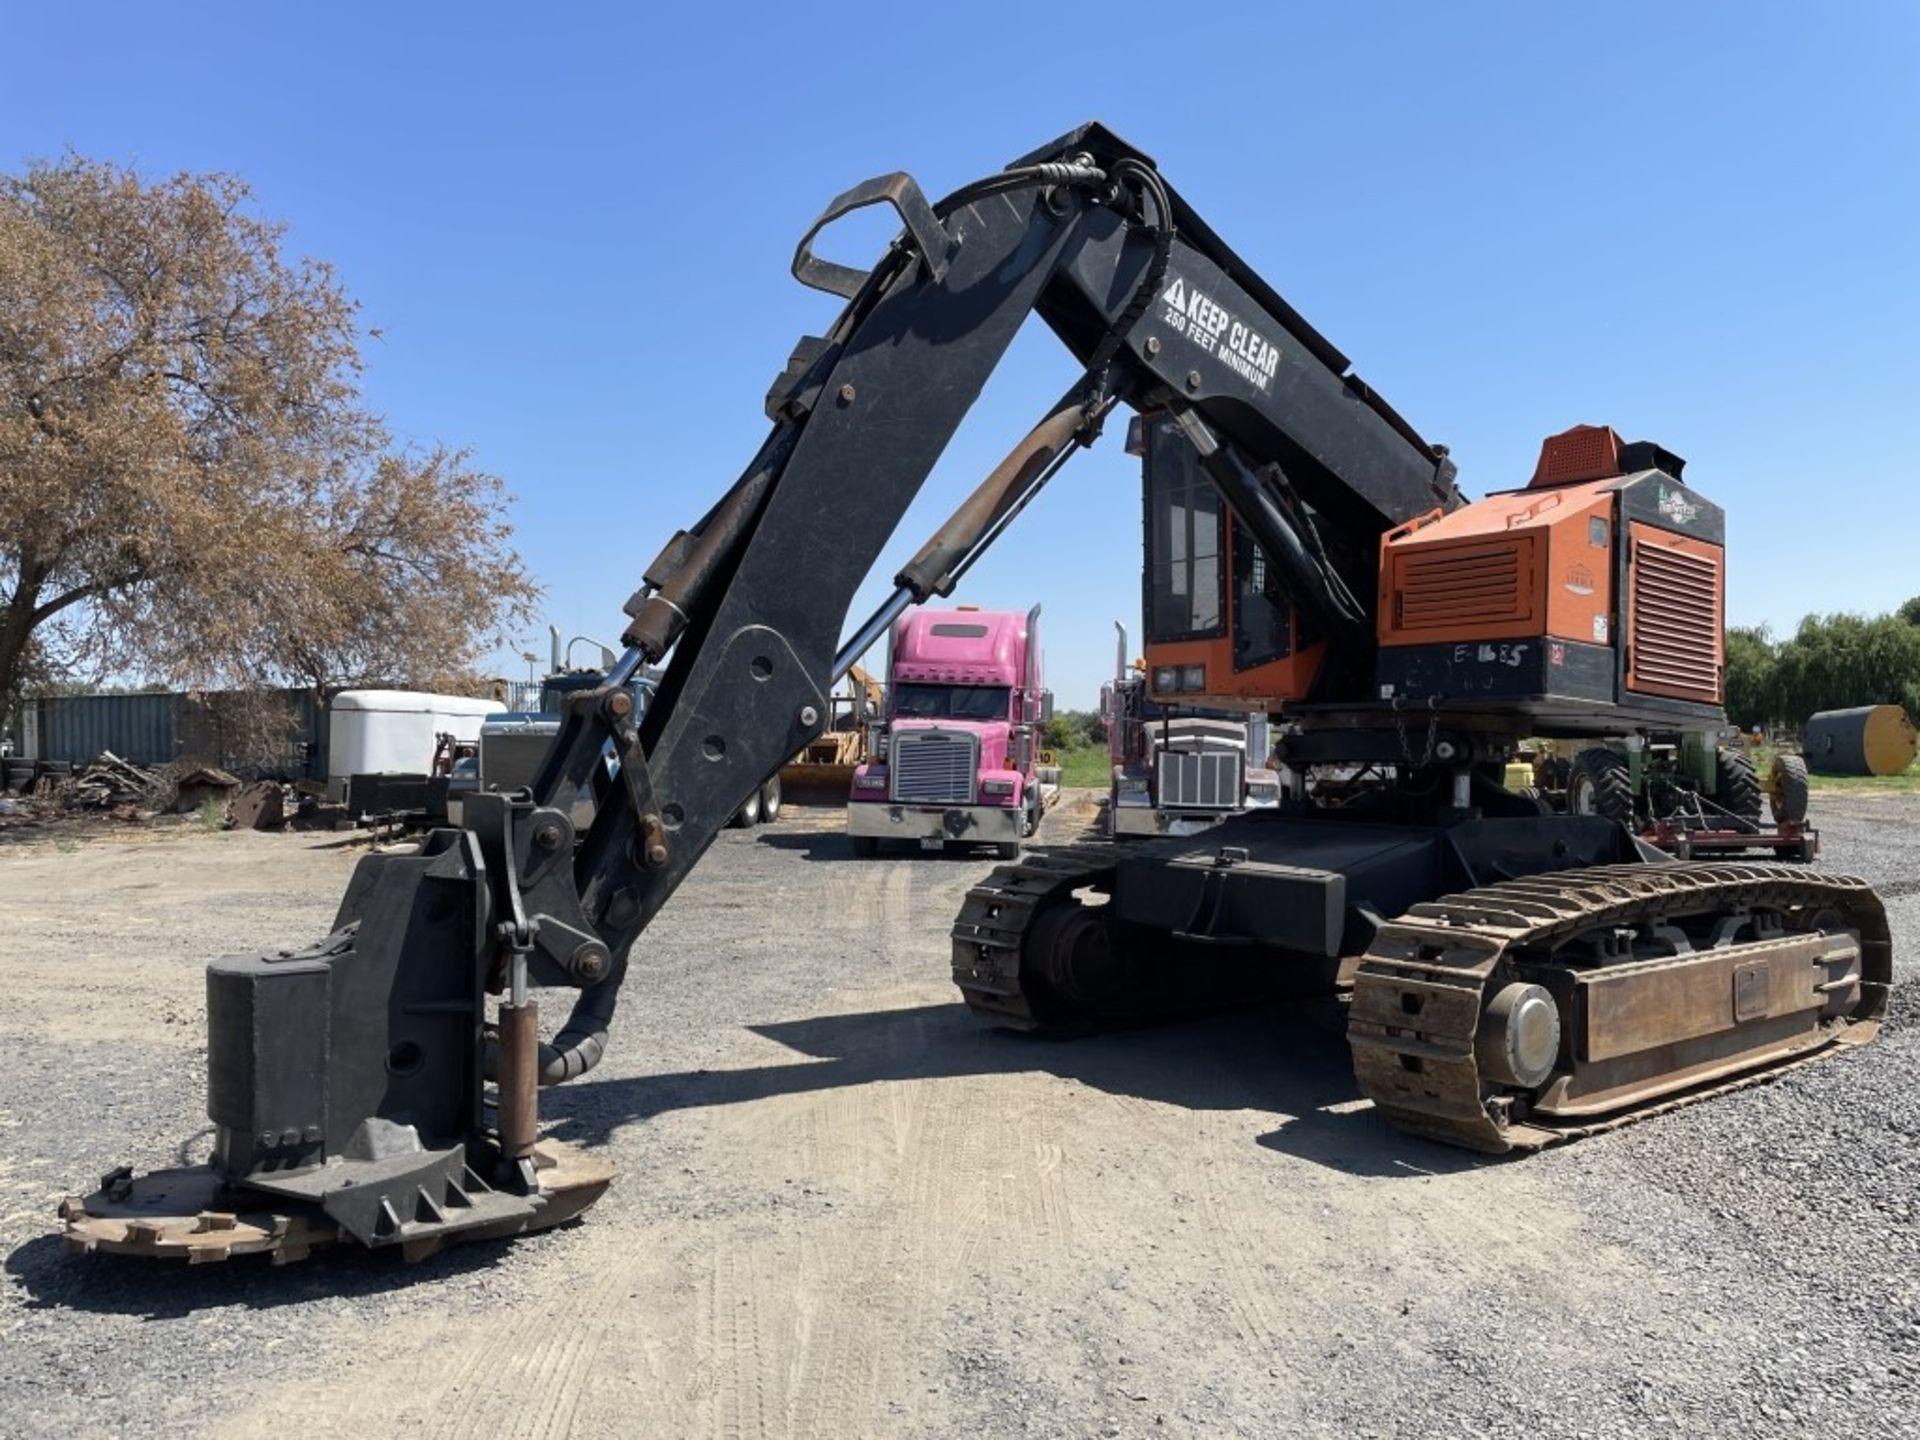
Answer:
xmin=1158 ymin=276 xmax=1280 ymax=392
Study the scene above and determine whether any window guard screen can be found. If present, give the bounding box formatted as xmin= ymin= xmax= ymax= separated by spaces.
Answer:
xmin=1145 ymin=421 xmax=1225 ymax=642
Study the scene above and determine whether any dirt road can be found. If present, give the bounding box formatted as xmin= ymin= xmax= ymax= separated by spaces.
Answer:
xmin=3 ymin=792 xmax=1916 ymax=1437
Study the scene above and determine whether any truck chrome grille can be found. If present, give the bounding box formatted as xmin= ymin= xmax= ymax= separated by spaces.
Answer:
xmin=890 ymin=731 xmax=977 ymax=804
xmin=1159 ymin=748 xmax=1242 ymax=810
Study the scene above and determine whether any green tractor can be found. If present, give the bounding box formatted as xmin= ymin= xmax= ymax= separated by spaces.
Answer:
xmin=1535 ymin=734 xmax=1814 ymax=862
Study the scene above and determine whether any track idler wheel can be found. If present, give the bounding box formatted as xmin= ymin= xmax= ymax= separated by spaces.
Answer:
xmin=1474 ymin=982 xmax=1560 ymax=1090
xmin=1024 ymin=900 xmax=1127 ymax=1023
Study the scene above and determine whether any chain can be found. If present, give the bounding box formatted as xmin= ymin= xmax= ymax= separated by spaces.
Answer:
xmin=1392 ymin=695 xmax=1441 ymax=771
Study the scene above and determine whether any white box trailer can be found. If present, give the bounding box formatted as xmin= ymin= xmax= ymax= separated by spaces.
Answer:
xmin=326 ymin=689 xmax=504 ymax=801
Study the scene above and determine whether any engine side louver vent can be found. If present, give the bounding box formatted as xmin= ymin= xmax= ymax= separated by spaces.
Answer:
xmin=1629 ymin=536 xmax=1722 ymax=703
xmin=1393 ymin=540 xmax=1530 ymax=631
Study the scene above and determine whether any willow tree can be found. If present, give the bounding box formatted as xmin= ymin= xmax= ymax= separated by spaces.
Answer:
xmin=0 ymin=156 xmax=538 ymax=719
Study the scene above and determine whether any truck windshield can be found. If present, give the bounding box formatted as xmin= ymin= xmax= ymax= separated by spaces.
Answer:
xmin=893 ymin=683 xmax=1011 ymax=721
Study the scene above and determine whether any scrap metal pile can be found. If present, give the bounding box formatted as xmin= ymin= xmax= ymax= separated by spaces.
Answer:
xmin=64 ymin=751 xmax=178 ymax=811
xmin=0 ymin=750 xmax=288 ymax=828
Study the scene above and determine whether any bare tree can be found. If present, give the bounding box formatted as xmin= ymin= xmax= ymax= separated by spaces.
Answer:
xmin=0 ymin=155 xmax=539 ymax=716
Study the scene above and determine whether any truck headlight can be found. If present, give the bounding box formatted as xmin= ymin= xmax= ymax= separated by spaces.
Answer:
xmin=980 ymin=778 xmax=1015 ymax=796
xmin=854 ymin=772 xmax=887 ymax=791
xmin=1243 ymin=770 xmax=1281 ymax=807
xmin=1180 ymin=664 xmax=1206 ymax=692
xmin=1151 ymin=666 xmax=1178 ymax=693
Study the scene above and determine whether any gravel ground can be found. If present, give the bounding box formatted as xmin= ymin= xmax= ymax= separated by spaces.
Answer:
xmin=0 ymin=791 xmax=1915 ymax=1439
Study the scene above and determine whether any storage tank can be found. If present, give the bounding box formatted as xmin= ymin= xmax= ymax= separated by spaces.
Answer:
xmin=326 ymin=690 xmax=504 ymax=800
xmin=1802 ymin=705 xmax=1918 ymax=777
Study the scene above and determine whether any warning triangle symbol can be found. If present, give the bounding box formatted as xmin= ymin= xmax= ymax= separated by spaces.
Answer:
xmin=1162 ymin=277 xmax=1186 ymax=310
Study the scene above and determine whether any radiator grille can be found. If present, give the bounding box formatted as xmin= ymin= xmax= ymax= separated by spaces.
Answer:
xmin=1393 ymin=540 xmax=1529 ymax=631
xmin=1159 ymin=748 xmax=1243 ymax=810
xmin=1629 ymin=538 xmax=1721 ymax=702
xmin=890 ymin=731 xmax=976 ymax=804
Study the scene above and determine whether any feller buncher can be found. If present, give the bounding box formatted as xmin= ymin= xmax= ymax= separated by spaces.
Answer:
xmin=64 ymin=125 xmax=1888 ymax=1262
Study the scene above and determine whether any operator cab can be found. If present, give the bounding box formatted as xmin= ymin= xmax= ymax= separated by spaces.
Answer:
xmin=1130 ymin=413 xmax=1325 ymax=710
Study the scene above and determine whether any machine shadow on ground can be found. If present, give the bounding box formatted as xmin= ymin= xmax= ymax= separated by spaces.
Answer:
xmin=3 ymin=990 xmax=1474 ymax=1321
xmin=542 ymin=998 xmax=1487 ymax=1181
xmin=750 ymin=791 xmax=1109 ymax=863
xmin=752 ymin=829 xmax=1021 ymax=863
xmin=4 ymin=1217 xmax=522 ymax=1320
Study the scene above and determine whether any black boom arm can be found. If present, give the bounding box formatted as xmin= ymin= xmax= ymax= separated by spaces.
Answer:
xmin=514 ymin=123 xmax=1463 ymax=1080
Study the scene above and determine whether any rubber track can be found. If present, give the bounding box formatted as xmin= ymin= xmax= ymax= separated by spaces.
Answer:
xmin=951 ymin=845 xmax=1116 ymax=1029
xmin=1348 ymin=861 xmax=1891 ymax=1153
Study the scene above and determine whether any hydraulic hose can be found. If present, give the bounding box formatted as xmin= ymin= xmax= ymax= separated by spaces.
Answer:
xmin=932 ymin=161 xmax=1108 ymax=215
xmin=533 ymin=958 xmax=621 ymax=1085
xmin=479 ymin=948 xmax=626 ymax=1087
xmin=1170 ymin=409 xmax=1369 ymax=639
xmin=1081 ymin=158 xmax=1175 ymax=387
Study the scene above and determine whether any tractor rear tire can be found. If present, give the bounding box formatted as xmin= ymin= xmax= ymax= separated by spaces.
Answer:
xmin=1567 ymin=748 xmax=1635 ymax=826
xmin=1512 ymin=785 xmax=1557 ymax=816
xmin=1768 ymin=753 xmax=1811 ymax=825
xmin=1714 ymin=747 xmax=1764 ymax=822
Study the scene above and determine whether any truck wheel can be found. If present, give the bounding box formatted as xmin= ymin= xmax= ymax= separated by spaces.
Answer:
xmin=851 ymin=835 xmax=879 ymax=857
xmin=1767 ymin=753 xmax=1810 ymax=825
xmin=1567 ymin=749 xmax=1635 ymax=825
xmin=995 ymin=841 xmax=1021 ymax=861
xmin=1714 ymin=747 xmax=1763 ymax=822
xmin=758 ymin=774 xmax=782 ymax=823
xmin=730 ymin=789 xmax=761 ymax=828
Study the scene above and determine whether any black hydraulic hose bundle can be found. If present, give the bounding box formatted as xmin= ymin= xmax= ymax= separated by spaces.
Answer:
xmin=934 ymin=159 xmax=1109 ymax=212
xmin=480 ymin=948 xmax=621 ymax=1087
xmin=534 ymin=951 xmax=620 ymax=1085
xmin=1081 ymin=157 xmax=1176 ymax=407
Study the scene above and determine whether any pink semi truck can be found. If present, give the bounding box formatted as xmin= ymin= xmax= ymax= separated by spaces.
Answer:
xmin=847 ymin=605 xmax=1058 ymax=857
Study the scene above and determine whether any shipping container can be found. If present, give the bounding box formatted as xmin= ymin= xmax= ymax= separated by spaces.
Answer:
xmin=24 ymin=688 xmax=330 ymax=779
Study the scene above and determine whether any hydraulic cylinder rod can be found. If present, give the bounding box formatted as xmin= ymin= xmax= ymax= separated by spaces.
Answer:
xmin=833 ymin=389 xmax=1112 ymax=680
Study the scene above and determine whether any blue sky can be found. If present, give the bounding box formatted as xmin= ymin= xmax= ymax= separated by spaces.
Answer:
xmin=5 ymin=3 xmax=1915 ymax=705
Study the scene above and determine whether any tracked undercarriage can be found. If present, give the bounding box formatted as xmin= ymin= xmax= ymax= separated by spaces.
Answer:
xmin=1347 ymin=862 xmax=1887 ymax=1151
xmin=954 ymin=823 xmax=1889 ymax=1154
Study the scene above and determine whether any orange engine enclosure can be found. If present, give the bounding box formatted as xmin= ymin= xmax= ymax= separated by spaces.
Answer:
xmin=1377 ymin=478 xmax=1621 ymax=653
xmin=1377 ymin=472 xmax=1725 ymax=708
